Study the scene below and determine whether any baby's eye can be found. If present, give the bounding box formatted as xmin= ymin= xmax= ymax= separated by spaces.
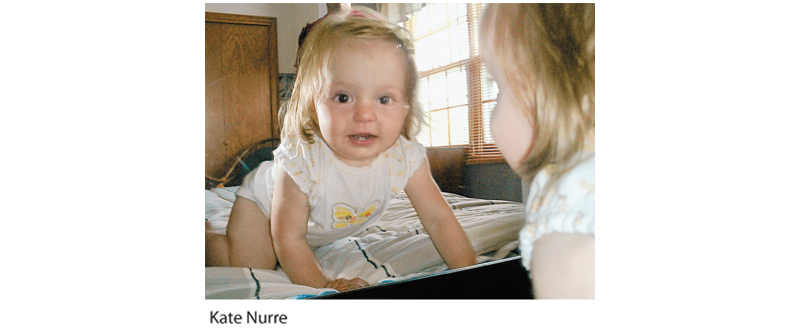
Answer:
xmin=334 ymin=94 xmax=351 ymax=103
xmin=378 ymin=95 xmax=393 ymax=105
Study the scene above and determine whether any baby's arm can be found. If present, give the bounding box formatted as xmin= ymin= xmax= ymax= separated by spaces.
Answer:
xmin=270 ymin=166 xmax=367 ymax=291
xmin=404 ymin=158 xmax=477 ymax=269
xmin=270 ymin=166 xmax=330 ymax=288
xmin=529 ymin=233 xmax=594 ymax=299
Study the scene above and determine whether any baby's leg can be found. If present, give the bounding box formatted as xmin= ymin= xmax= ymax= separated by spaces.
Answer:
xmin=206 ymin=222 xmax=231 ymax=266
xmin=205 ymin=198 xmax=278 ymax=269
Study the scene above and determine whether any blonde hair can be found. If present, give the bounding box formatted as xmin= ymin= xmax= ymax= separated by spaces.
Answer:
xmin=481 ymin=3 xmax=595 ymax=183
xmin=281 ymin=6 xmax=423 ymax=145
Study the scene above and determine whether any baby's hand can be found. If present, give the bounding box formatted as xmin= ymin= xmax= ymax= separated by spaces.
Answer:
xmin=324 ymin=277 xmax=369 ymax=292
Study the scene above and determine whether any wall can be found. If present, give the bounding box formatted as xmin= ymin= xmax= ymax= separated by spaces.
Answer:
xmin=205 ymin=3 xmax=324 ymax=74
xmin=464 ymin=163 xmax=524 ymax=203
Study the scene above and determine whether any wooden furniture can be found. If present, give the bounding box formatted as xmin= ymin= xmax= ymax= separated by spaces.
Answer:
xmin=426 ymin=146 xmax=466 ymax=195
xmin=206 ymin=12 xmax=280 ymax=188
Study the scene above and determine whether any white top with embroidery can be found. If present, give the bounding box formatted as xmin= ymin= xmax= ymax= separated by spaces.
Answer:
xmin=519 ymin=129 xmax=595 ymax=271
xmin=236 ymin=133 xmax=426 ymax=247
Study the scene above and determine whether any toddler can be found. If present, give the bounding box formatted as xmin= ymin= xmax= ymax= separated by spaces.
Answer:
xmin=480 ymin=3 xmax=595 ymax=298
xmin=206 ymin=7 xmax=477 ymax=292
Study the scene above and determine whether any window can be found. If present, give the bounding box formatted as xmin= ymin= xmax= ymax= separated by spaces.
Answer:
xmin=404 ymin=3 xmax=502 ymax=164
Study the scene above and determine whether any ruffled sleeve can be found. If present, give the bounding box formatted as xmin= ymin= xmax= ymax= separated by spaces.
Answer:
xmin=384 ymin=136 xmax=427 ymax=195
xmin=272 ymin=134 xmax=323 ymax=197
xmin=518 ymin=153 xmax=595 ymax=271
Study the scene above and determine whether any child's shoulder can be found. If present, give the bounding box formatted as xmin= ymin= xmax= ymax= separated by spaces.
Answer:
xmin=382 ymin=136 xmax=427 ymax=191
xmin=273 ymin=134 xmax=328 ymax=195
xmin=392 ymin=136 xmax=426 ymax=155
xmin=382 ymin=136 xmax=426 ymax=167
xmin=274 ymin=134 xmax=328 ymax=161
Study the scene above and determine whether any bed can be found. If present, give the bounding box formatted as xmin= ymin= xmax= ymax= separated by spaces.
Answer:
xmin=203 ymin=122 xmax=527 ymax=300
xmin=206 ymin=185 xmax=526 ymax=299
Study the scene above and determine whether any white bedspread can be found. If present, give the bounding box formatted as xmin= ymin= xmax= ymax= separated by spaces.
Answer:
xmin=205 ymin=187 xmax=524 ymax=299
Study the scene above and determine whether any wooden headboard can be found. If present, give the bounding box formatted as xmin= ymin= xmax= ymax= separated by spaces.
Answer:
xmin=205 ymin=12 xmax=280 ymax=188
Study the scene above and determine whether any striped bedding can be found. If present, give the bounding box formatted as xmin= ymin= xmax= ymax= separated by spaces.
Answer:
xmin=205 ymin=186 xmax=525 ymax=299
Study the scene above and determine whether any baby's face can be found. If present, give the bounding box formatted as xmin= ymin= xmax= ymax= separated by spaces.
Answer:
xmin=481 ymin=29 xmax=534 ymax=171
xmin=314 ymin=38 xmax=409 ymax=168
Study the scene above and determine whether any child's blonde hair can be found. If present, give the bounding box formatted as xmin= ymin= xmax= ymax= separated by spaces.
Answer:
xmin=482 ymin=3 xmax=595 ymax=183
xmin=281 ymin=6 xmax=423 ymax=145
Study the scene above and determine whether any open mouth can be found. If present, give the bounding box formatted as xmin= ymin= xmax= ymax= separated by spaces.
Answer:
xmin=350 ymin=134 xmax=377 ymax=141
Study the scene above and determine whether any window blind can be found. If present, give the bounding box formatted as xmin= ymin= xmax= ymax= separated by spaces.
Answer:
xmin=405 ymin=3 xmax=503 ymax=164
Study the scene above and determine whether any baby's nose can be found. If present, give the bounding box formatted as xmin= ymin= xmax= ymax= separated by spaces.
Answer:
xmin=353 ymin=101 xmax=377 ymax=122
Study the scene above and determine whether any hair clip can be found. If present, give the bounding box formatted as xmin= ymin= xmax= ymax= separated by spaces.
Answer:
xmin=349 ymin=10 xmax=366 ymax=18
xmin=391 ymin=28 xmax=414 ymax=55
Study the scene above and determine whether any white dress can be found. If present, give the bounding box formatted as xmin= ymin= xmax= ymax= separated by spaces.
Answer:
xmin=236 ymin=133 xmax=426 ymax=247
